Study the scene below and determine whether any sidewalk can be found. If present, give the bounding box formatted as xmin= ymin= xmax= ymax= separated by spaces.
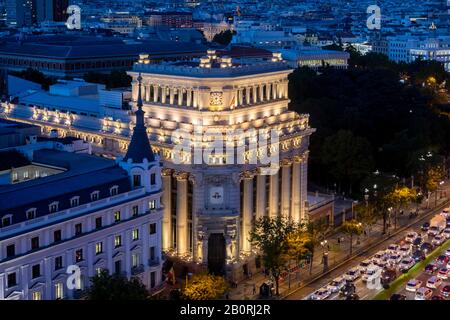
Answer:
xmin=228 ymin=191 xmax=450 ymax=300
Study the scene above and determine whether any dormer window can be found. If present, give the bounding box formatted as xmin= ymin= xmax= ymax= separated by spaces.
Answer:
xmin=70 ymin=196 xmax=80 ymax=208
xmin=150 ymin=173 xmax=156 ymax=185
xmin=49 ymin=202 xmax=59 ymax=213
xmin=91 ymin=191 xmax=100 ymax=201
xmin=26 ymin=208 xmax=37 ymax=220
xmin=133 ymin=175 xmax=141 ymax=187
xmin=110 ymin=186 xmax=119 ymax=196
xmin=1 ymin=215 xmax=12 ymax=227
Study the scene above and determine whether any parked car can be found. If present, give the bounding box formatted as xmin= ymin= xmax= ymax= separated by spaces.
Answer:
xmin=308 ymin=287 xmax=331 ymax=300
xmin=436 ymin=255 xmax=450 ymax=266
xmin=437 ymin=268 xmax=449 ymax=280
xmin=421 ymin=222 xmax=430 ymax=232
xmin=344 ymin=268 xmax=361 ymax=282
xmin=387 ymin=244 xmax=399 ymax=252
xmin=358 ymin=259 xmax=372 ymax=274
xmin=420 ymin=242 xmax=433 ymax=254
xmin=399 ymin=258 xmax=415 ymax=272
xmin=406 ymin=279 xmax=422 ymax=292
xmin=425 ymin=263 xmax=439 ymax=274
xmin=412 ymin=250 xmax=426 ymax=262
xmin=327 ymin=277 xmax=345 ymax=293
xmin=398 ymin=244 xmax=411 ymax=257
xmin=432 ymin=235 xmax=445 ymax=246
xmin=426 ymin=276 xmax=443 ymax=289
xmin=440 ymin=285 xmax=450 ymax=297
xmin=405 ymin=231 xmax=418 ymax=243
xmin=390 ymin=293 xmax=406 ymax=300
xmin=415 ymin=287 xmax=433 ymax=300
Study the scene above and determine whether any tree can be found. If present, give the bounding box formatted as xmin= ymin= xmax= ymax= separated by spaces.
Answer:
xmin=286 ymin=229 xmax=313 ymax=266
xmin=11 ymin=67 xmax=56 ymax=90
xmin=354 ymin=202 xmax=378 ymax=236
xmin=341 ymin=220 xmax=363 ymax=255
xmin=182 ymin=273 xmax=228 ymax=300
xmin=87 ymin=270 xmax=149 ymax=300
xmin=384 ymin=186 xmax=418 ymax=229
xmin=305 ymin=217 xmax=330 ymax=275
xmin=84 ymin=70 xmax=132 ymax=89
xmin=212 ymin=30 xmax=235 ymax=45
xmin=250 ymin=216 xmax=296 ymax=295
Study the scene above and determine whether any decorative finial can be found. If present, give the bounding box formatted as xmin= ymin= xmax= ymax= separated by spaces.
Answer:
xmin=137 ymin=73 xmax=143 ymax=109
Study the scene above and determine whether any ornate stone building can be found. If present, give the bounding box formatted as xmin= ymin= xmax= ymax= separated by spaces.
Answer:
xmin=1 ymin=50 xmax=314 ymax=280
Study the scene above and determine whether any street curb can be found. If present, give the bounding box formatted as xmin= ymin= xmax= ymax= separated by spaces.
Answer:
xmin=281 ymin=200 xmax=450 ymax=299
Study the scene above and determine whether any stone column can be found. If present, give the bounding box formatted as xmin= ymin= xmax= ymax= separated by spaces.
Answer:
xmin=238 ymin=88 xmax=243 ymax=106
xmin=187 ymin=89 xmax=192 ymax=107
xmin=299 ymin=153 xmax=309 ymax=222
xmin=153 ymin=85 xmax=159 ymax=103
xmin=241 ymin=172 xmax=253 ymax=253
xmin=132 ymin=81 xmax=138 ymax=101
xmin=20 ymin=265 xmax=29 ymax=299
xmin=0 ymin=274 xmax=4 ymax=300
xmin=178 ymin=88 xmax=183 ymax=106
xmin=272 ymin=82 xmax=277 ymax=99
xmin=281 ymin=159 xmax=292 ymax=220
xmin=269 ymin=170 xmax=279 ymax=217
xmin=245 ymin=87 xmax=251 ymax=105
xmin=161 ymin=87 xmax=167 ymax=104
xmin=253 ymin=85 xmax=258 ymax=103
xmin=266 ymin=83 xmax=271 ymax=100
xmin=124 ymin=230 xmax=131 ymax=277
xmin=193 ymin=89 xmax=198 ymax=108
xmin=145 ymin=83 xmax=150 ymax=101
xmin=175 ymin=172 xmax=189 ymax=256
xmin=256 ymin=173 xmax=266 ymax=220
xmin=169 ymin=87 xmax=175 ymax=105
xmin=259 ymin=84 xmax=264 ymax=102
xmin=161 ymin=169 xmax=172 ymax=251
xmin=44 ymin=257 xmax=52 ymax=299
xmin=87 ymin=243 xmax=94 ymax=278
xmin=291 ymin=156 xmax=302 ymax=223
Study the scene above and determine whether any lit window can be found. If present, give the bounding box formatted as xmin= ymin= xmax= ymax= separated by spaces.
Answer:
xmin=75 ymin=249 xmax=83 ymax=262
xmin=49 ymin=202 xmax=58 ymax=213
xmin=55 ymin=282 xmax=64 ymax=299
xmin=35 ymin=170 xmax=40 ymax=178
xmin=114 ymin=211 xmax=121 ymax=222
xmin=132 ymin=253 xmax=140 ymax=268
xmin=114 ymin=235 xmax=122 ymax=248
xmin=12 ymin=172 xmax=18 ymax=182
xmin=32 ymin=291 xmax=42 ymax=300
xmin=132 ymin=205 xmax=139 ymax=217
xmin=96 ymin=267 xmax=103 ymax=276
xmin=26 ymin=208 xmax=36 ymax=220
xmin=132 ymin=229 xmax=139 ymax=241
xmin=23 ymin=171 xmax=29 ymax=179
xmin=149 ymin=200 xmax=156 ymax=210
xmin=95 ymin=242 xmax=103 ymax=255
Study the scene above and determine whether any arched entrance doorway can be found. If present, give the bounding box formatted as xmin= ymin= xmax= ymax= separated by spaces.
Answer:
xmin=208 ymin=233 xmax=226 ymax=275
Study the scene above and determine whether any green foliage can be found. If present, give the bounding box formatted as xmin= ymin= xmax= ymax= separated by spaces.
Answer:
xmin=87 ymin=270 xmax=149 ymax=300
xmin=84 ymin=70 xmax=132 ymax=89
xmin=182 ymin=273 xmax=228 ymax=300
xmin=11 ymin=68 xmax=56 ymax=90
xmin=212 ymin=30 xmax=235 ymax=45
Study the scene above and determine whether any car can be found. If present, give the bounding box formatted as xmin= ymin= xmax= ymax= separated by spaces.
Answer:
xmin=390 ymin=293 xmax=406 ymax=300
xmin=327 ymin=277 xmax=345 ymax=293
xmin=412 ymin=250 xmax=426 ymax=262
xmin=344 ymin=268 xmax=361 ymax=282
xmin=436 ymin=255 xmax=450 ymax=266
xmin=426 ymin=276 xmax=443 ymax=289
xmin=399 ymin=258 xmax=415 ymax=272
xmin=443 ymin=228 xmax=450 ymax=239
xmin=412 ymin=237 xmax=423 ymax=247
xmin=398 ymin=244 xmax=411 ymax=257
xmin=447 ymin=216 xmax=450 ymax=227
xmin=340 ymin=281 xmax=356 ymax=297
xmin=381 ymin=268 xmax=397 ymax=286
xmin=415 ymin=287 xmax=433 ymax=300
xmin=442 ymin=207 xmax=450 ymax=217
xmin=432 ymin=235 xmax=445 ymax=246
xmin=425 ymin=263 xmax=439 ymax=274
xmin=346 ymin=293 xmax=360 ymax=300
xmin=373 ymin=259 xmax=388 ymax=268
xmin=420 ymin=242 xmax=433 ymax=253
xmin=406 ymin=279 xmax=423 ymax=292
xmin=387 ymin=244 xmax=399 ymax=252
xmin=421 ymin=222 xmax=430 ymax=232
xmin=358 ymin=259 xmax=372 ymax=273
xmin=440 ymin=285 xmax=450 ymax=297
xmin=445 ymin=248 xmax=450 ymax=257
xmin=388 ymin=253 xmax=402 ymax=265
xmin=309 ymin=287 xmax=331 ymax=300
xmin=437 ymin=268 xmax=449 ymax=280
xmin=362 ymin=265 xmax=381 ymax=282
xmin=405 ymin=231 xmax=418 ymax=243
xmin=428 ymin=226 xmax=442 ymax=238
xmin=431 ymin=295 xmax=445 ymax=300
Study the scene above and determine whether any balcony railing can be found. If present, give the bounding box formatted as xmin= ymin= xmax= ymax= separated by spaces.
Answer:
xmin=131 ymin=264 xmax=145 ymax=275
xmin=148 ymin=258 xmax=160 ymax=267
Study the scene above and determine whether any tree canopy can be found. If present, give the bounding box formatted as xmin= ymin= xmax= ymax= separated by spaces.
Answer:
xmin=87 ymin=270 xmax=149 ymax=300
xmin=182 ymin=273 xmax=228 ymax=300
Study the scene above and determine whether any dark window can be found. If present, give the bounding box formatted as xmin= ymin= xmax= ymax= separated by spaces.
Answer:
xmin=6 ymin=244 xmax=15 ymax=258
xmin=114 ymin=260 xmax=122 ymax=274
xmin=7 ymin=273 xmax=17 ymax=287
xmin=32 ymin=264 xmax=40 ymax=278
xmin=150 ymin=271 xmax=156 ymax=288
xmin=133 ymin=175 xmax=141 ymax=187
xmin=110 ymin=187 xmax=118 ymax=196
xmin=149 ymin=223 xmax=156 ymax=234
xmin=55 ymin=256 xmax=63 ymax=270
xmin=91 ymin=192 xmax=99 ymax=201
xmin=31 ymin=237 xmax=39 ymax=250
xmin=2 ymin=216 xmax=11 ymax=227
xmin=95 ymin=217 xmax=102 ymax=229
xmin=53 ymin=230 xmax=61 ymax=243
xmin=75 ymin=249 xmax=83 ymax=262
xmin=132 ymin=206 xmax=138 ymax=217
xmin=150 ymin=173 xmax=156 ymax=185
xmin=75 ymin=223 xmax=82 ymax=236
xmin=150 ymin=246 xmax=155 ymax=261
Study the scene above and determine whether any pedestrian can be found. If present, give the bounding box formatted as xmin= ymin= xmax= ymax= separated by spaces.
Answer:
xmin=337 ymin=237 xmax=341 ymax=244
xmin=225 ymin=293 xmax=229 ymax=300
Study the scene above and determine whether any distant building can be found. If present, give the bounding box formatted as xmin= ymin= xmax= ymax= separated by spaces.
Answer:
xmin=280 ymin=48 xmax=349 ymax=71
xmin=36 ymin=0 xmax=68 ymax=23
xmin=145 ymin=12 xmax=193 ymax=28
xmin=0 ymin=35 xmax=207 ymax=77
xmin=6 ymin=0 xmax=38 ymax=27
xmin=0 ymin=108 xmax=164 ymax=299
